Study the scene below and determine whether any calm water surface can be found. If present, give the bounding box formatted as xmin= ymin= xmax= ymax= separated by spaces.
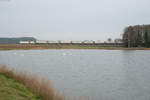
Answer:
xmin=0 ymin=50 xmax=150 ymax=100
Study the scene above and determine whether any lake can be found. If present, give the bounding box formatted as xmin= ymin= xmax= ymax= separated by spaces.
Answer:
xmin=0 ymin=50 xmax=150 ymax=100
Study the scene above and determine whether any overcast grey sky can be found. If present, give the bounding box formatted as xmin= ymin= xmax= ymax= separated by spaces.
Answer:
xmin=0 ymin=0 xmax=150 ymax=41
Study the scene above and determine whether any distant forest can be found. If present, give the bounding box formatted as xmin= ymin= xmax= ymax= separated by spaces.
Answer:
xmin=0 ymin=37 xmax=36 ymax=44
xmin=123 ymin=25 xmax=150 ymax=47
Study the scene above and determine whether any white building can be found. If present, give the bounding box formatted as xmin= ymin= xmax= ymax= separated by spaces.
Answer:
xmin=71 ymin=41 xmax=82 ymax=43
xmin=19 ymin=41 xmax=30 ymax=44
xmin=30 ymin=41 xmax=35 ymax=44
xmin=36 ymin=40 xmax=48 ymax=44
xmin=47 ymin=41 xmax=58 ymax=43
xmin=20 ymin=41 xmax=35 ymax=44
xmin=58 ymin=40 xmax=70 ymax=43
xmin=114 ymin=39 xmax=123 ymax=43
xmin=82 ymin=40 xmax=95 ymax=43
xmin=95 ymin=40 xmax=101 ymax=43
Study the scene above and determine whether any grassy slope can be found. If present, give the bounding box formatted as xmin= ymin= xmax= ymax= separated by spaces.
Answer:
xmin=0 ymin=73 xmax=41 ymax=100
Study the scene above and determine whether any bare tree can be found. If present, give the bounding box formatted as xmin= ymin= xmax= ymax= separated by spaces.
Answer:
xmin=107 ymin=38 xmax=112 ymax=43
xmin=123 ymin=26 xmax=136 ymax=47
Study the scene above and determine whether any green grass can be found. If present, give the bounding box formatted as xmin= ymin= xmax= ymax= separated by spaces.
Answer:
xmin=0 ymin=73 xmax=42 ymax=100
xmin=0 ymin=65 xmax=62 ymax=100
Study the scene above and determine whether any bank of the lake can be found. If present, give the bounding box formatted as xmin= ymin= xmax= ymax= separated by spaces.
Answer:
xmin=0 ymin=66 xmax=62 ymax=100
xmin=0 ymin=74 xmax=41 ymax=100
xmin=0 ymin=44 xmax=150 ymax=50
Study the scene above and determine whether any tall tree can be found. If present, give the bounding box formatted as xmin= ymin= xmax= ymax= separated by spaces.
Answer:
xmin=144 ymin=31 xmax=149 ymax=47
xmin=136 ymin=29 xmax=142 ymax=46
xmin=127 ymin=26 xmax=136 ymax=47
xmin=107 ymin=38 xmax=112 ymax=43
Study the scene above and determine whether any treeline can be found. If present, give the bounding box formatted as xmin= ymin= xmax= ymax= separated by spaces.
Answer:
xmin=0 ymin=37 xmax=36 ymax=44
xmin=123 ymin=25 xmax=150 ymax=47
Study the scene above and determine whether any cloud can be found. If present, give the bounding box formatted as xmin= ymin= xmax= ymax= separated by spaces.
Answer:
xmin=0 ymin=0 xmax=150 ymax=41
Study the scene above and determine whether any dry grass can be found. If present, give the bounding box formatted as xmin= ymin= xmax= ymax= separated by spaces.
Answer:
xmin=0 ymin=65 xmax=63 ymax=100
xmin=0 ymin=44 xmax=150 ymax=50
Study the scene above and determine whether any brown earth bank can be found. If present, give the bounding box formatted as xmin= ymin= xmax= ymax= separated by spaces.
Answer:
xmin=0 ymin=44 xmax=150 ymax=50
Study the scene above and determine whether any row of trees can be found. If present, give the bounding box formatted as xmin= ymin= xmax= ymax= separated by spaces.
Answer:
xmin=122 ymin=25 xmax=150 ymax=47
